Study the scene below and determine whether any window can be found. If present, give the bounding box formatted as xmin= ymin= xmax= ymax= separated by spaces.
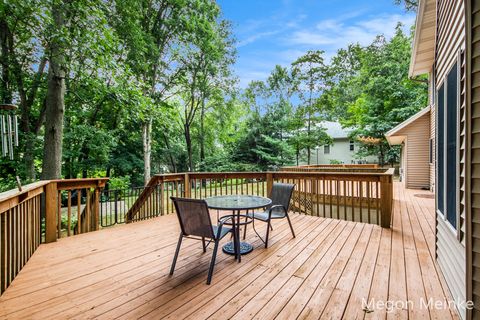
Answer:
xmin=324 ymin=145 xmax=330 ymax=154
xmin=437 ymin=83 xmax=445 ymax=215
xmin=436 ymin=60 xmax=459 ymax=230
xmin=349 ymin=140 xmax=354 ymax=151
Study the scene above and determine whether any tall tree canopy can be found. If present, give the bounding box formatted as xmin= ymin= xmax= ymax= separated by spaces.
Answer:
xmin=0 ymin=0 xmax=427 ymax=191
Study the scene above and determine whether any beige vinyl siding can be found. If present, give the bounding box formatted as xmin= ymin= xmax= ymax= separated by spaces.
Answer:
xmin=467 ymin=0 xmax=480 ymax=317
xmin=435 ymin=0 xmax=466 ymax=319
xmin=437 ymin=218 xmax=467 ymax=319
xmin=395 ymin=113 xmax=431 ymax=189
xmin=436 ymin=0 xmax=465 ymax=83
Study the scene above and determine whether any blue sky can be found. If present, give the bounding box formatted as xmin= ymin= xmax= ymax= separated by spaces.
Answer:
xmin=217 ymin=0 xmax=415 ymax=88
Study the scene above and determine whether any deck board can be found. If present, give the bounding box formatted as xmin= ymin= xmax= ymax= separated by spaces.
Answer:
xmin=0 ymin=183 xmax=460 ymax=319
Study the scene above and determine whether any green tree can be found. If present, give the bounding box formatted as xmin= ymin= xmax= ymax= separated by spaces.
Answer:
xmin=324 ymin=26 xmax=427 ymax=165
xmin=291 ymin=50 xmax=328 ymax=164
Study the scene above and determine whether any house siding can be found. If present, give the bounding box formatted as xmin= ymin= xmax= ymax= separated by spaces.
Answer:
xmin=466 ymin=0 xmax=480 ymax=318
xmin=394 ymin=113 xmax=431 ymax=189
xmin=300 ymin=138 xmax=377 ymax=165
xmin=435 ymin=0 xmax=466 ymax=318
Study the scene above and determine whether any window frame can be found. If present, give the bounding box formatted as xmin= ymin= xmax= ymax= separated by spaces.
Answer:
xmin=324 ymin=145 xmax=330 ymax=154
xmin=435 ymin=54 xmax=461 ymax=235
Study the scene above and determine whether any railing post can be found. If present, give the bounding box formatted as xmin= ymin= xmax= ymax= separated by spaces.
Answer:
xmin=266 ymin=172 xmax=273 ymax=197
xmin=380 ymin=174 xmax=393 ymax=228
xmin=45 ymin=182 xmax=58 ymax=243
xmin=184 ymin=173 xmax=190 ymax=198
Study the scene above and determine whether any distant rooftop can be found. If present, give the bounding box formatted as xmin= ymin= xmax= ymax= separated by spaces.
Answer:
xmin=316 ymin=121 xmax=351 ymax=139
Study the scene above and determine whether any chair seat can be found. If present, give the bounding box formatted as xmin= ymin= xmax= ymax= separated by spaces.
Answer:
xmin=247 ymin=211 xmax=285 ymax=221
xmin=212 ymin=225 xmax=232 ymax=239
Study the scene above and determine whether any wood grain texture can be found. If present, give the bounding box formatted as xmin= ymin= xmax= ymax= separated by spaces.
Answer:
xmin=0 ymin=183 xmax=460 ymax=319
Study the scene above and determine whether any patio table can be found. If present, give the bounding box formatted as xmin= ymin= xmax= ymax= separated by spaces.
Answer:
xmin=205 ymin=195 xmax=272 ymax=259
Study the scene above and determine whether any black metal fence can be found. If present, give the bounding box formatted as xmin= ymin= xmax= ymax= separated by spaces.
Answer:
xmin=99 ymin=186 xmax=162 ymax=227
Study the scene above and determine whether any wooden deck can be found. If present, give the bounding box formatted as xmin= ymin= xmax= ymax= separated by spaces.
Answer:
xmin=0 ymin=183 xmax=459 ymax=319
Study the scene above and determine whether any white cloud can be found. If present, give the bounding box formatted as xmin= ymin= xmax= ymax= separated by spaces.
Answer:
xmin=238 ymin=30 xmax=281 ymax=47
xmin=287 ymin=13 xmax=415 ymax=49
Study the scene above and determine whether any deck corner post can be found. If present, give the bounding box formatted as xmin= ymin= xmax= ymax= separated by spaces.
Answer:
xmin=184 ymin=173 xmax=190 ymax=198
xmin=266 ymin=172 xmax=273 ymax=196
xmin=380 ymin=174 xmax=393 ymax=228
xmin=45 ymin=182 xmax=58 ymax=243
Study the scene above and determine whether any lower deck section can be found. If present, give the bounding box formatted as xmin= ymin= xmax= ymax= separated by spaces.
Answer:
xmin=0 ymin=183 xmax=459 ymax=319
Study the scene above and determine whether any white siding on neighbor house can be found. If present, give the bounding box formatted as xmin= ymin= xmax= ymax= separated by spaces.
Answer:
xmin=395 ymin=113 xmax=431 ymax=189
xmin=301 ymin=138 xmax=377 ymax=165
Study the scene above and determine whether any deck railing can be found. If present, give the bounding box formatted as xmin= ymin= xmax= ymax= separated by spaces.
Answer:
xmin=0 ymin=178 xmax=108 ymax=294
xmin=126 ymin=169 xmax=394 ymax=228
xmin=281 ymin=164 xmax=380 ymax=172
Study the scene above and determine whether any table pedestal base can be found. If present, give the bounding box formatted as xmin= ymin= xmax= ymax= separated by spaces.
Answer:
xmin=222 ymin=241 xmax=253 ymax=255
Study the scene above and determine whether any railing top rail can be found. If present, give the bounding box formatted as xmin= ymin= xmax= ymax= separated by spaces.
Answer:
xmin=152 ymin=168 xmax=394 ymax=180
xmin=281 ymin=164 xmax=379 ymax=168
xmin=54 ymin=178 xmax=109 ymax=190
xmin=0 ymin=181 xmax=50 ymax=214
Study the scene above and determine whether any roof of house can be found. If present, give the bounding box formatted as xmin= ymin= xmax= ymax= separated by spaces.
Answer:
xmin=409 ymin=0 xmax=436 ymax=77
xmin=385 ymin=106 xmax=431 ymax=145
xmin=316 ymin=121 xmax=351 ymax=139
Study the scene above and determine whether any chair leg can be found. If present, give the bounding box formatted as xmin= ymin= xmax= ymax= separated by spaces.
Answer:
xmin=265 ymin=219 xmax=271 ymax=248
xmin=207 ymin=239 xmax=220 ymax=285
xmin=286 ymin=213 xmax=295 ymax=238
xmin=170 ymin=233 xmax=183 ymax=275
xmin=202 ymin=237 xmax=206 ymax=253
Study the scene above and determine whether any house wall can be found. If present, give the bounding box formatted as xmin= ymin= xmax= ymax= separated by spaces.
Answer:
xmin=466 ymin=0 xmax=479 ymax=318
xmin=301 ymin=138 xmax=377 ymax=165
xmin=435 ymin=0 xmax=466 ymax=319
xmin=396 ymin=113 xmax=431 ymax=189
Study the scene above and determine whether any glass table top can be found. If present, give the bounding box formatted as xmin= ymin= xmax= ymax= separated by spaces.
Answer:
xmin=205 ymin=195 xmax=272 ymax=210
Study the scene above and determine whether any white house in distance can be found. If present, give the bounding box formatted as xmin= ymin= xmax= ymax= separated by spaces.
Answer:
xmin=302 ymin=121 xmax=377 ymax=165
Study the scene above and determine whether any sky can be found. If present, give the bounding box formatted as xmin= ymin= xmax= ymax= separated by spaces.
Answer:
xmin=217 ymin=0 xmax=416 ymax=88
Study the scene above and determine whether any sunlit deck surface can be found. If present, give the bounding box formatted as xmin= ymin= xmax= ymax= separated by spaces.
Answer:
xmin=0 ymin=182 xmax=459 ymax=319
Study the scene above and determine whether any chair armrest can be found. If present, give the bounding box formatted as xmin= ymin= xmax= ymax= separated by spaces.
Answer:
xmin=216 ymin=215 xmax=234 ymax=239
xmin=267 ymin=205 xmax=288 ymax=219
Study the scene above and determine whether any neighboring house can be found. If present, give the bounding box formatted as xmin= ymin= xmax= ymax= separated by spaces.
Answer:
xmin=300 ymin=121 xmax=377 ymax=165
xmin=385 ymin=106 xmax=432 ymax=189
xmin=410 ymin=0 xmax=480 ymax=319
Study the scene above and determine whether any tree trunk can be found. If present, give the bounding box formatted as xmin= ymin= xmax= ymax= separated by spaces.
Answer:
xmin=307 ymin=116 xmax=311 ymax=165
xmin=199 ymin=99 xmax=205 ymax=169
xmin=0 ymin=18 xmax=12 ymax=104
xmin=41 ymin=2 xmax=66 ymax=180
xmin=142 ymin=118 xmax=152 ymax=185
xmin=161 ymin=132 xmax=177 ymax=172
xmin=184 ymin=123 xmax=193 ymax=171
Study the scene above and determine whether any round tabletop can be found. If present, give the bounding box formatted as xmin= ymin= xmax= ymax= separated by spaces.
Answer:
xmin=205 ymin=195 xmax=272 ymax=211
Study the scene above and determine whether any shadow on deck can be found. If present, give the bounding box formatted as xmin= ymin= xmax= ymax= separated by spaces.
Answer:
xmin=0 ymin=183 xmax=459 ymax=319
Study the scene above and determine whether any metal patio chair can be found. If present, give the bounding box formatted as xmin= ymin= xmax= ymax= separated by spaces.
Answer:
xmin=244 ymin=183 xmax=296 ymax=248
xmin=169 ymin=197 xmax=236 ymax=285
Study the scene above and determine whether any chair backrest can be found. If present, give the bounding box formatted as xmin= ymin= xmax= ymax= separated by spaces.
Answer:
xmin=171 ymin=197 xmax=215 ymax=239
xmin=268 ymin=183 xmax=295 ymax=215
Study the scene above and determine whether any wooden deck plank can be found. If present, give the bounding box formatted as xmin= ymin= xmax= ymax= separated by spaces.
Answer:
xmin=139 ymin=217 xmax=331 ymax=320
xmin=398 ymin=186 xmax=430 ymax=319
xmin=386 ymin=186 xmax=408 ymax=320
xmin=0 ymin=182 xmax=460 ymax=320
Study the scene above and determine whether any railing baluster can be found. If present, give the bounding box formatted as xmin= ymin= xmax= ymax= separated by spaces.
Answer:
xmin=67 ymin=191 xmax=72 ymax=236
